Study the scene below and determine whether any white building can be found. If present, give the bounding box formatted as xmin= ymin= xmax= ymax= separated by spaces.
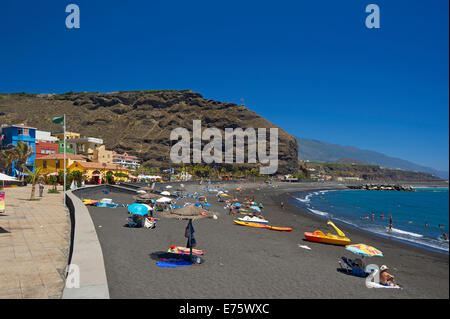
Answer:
xmin=112 ymin=152 xmax=140 ymax=169
xmin=36 ymin=130 xmax=58 ymax=142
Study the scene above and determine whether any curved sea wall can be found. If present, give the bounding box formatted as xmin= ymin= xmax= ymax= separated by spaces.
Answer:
xmin=62 ymin=188 xmax=110 ymax=299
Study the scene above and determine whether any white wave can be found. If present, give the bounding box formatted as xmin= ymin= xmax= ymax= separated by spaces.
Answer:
xmin=369 ymin=227 xmax=448 ymax=252
xmin=295 ymin=194 xmax=313 ymax=203
xmin=308 ymin=208 xmax=329 ymax=216
xmin=388 ymin=227 xmax=424 ymax=238
xmin=332 ymin=217 xmax=358 ymax=228
xmin=393 ymin=235 xmax=449 ymax=252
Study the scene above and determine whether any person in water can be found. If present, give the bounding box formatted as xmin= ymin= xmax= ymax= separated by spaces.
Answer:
xmin=443 ymin=232 xmax=448 ymax=241
xmin=371 ymin=213 xmax=375 ymax=221
xmin=389 ymin=213 xmax=393 ymax=231
xmin=380 ymin=213 xmax=384 ymax=219
xmin=379 ymin=265 xmax=398 ymax=287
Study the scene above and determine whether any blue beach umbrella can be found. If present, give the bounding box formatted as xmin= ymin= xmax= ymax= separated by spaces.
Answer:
xmin=234 ymin=203 xmax=242 ymax=207
xmin=250 ymin=206 xmax=261 ymax=212
xmin=128 ymin=203 xmax=149 ymax=216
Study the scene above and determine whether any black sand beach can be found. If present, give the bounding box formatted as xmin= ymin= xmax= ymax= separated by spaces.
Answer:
xmin=75 ymin=182 xmax=449 ymax=299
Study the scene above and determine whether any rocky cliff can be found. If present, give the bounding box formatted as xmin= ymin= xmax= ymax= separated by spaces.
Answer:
xmin=0 ymin=90 xmax=298 ymax=174
xmin=303 ymin=162 xmax=441 ymax=182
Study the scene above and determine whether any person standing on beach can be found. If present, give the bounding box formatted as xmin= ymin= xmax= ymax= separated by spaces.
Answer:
xmin=280 ymin=201 xmax=284 ymax=209
xmin=39 ymin=182 xmax=44 ymax=197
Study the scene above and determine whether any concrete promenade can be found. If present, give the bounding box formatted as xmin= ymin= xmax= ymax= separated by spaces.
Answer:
xmin=0 ymin=185 xmax=70 ymax=298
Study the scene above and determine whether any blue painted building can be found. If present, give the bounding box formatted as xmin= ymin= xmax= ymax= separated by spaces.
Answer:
xmin=1 ymin=124 xmax=36 ymax=177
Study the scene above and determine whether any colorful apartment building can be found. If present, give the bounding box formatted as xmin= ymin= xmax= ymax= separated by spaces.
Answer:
xmin=112 ymin=151 xmax=140 ymax=169
xmin=35 ymin=154 xmax=88 ymax=175
xmin=66 ymin=137 xmax=104 ymax=160
xmin=68 ymin=161 xmax=129 ymax=183
xmin=35 ymin=140 xmax=59 ymax=158
xmin=0 ymin=124 xmax=36 ymax=176
xmin=54 ymin=132 xmax=80 ymax=141
xmin=93 ymin=145 xmax=113 ymax=164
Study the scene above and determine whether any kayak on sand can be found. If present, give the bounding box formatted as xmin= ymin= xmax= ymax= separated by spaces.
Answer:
xmin=233 ymin=220 xmax=292 ymax=232
xmin=237 ymin=216 xmax=269 ymax=225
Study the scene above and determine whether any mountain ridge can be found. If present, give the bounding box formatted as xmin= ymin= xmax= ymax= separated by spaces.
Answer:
xmin=297 ymin=137 xmax=448 ymax=180
xmin=0 ymin=90 xmax=298 ymax=174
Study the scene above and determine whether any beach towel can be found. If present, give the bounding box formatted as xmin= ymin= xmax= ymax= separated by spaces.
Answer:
xmin=366 ymin=282 xmax=403 ymax=289
xmin=94 ymin=202 xmax=118 ymax=208
xmin=156 ymin=259 xmax=195 ymax=267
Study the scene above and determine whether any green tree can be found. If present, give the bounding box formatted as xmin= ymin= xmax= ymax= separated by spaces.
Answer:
xmin=106 ymin=171 xmax=114 ymax=184
xmin=48 ymin=175 xmax=58 ymax=190
xmin=22 ymin=166 xmax=43 ymax=200
xmin=12 ymin=141 xmax=33 ymax=180
xmin=70 ymin=170 xmax=83 ymax=187
xmin=0 ymin=149 xmax=17 ymax=173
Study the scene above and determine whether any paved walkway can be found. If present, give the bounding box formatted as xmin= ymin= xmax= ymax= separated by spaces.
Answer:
xmin=0 ymin=185 xmax=70 ymax=299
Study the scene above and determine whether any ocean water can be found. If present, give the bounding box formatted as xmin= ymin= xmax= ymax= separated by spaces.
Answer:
xmin=293 ymin=187 xmax=449 ymax=254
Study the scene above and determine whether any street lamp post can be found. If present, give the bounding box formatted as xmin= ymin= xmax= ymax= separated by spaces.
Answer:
xmin=63 ymin=114 xmax=66 ymax=207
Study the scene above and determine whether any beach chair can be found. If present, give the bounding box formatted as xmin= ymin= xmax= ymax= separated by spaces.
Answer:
xmin=339 ymin=256 xmax=369 ymax=278
xmin=127 ymin=217 xmax=139 ymax=228
xmin=144 ymin=217 xmax=156 ymax=229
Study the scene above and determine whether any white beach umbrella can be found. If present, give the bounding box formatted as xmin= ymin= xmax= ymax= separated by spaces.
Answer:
xmin=156 ymin=196 xmax=172 ymax=203
xmin=0 ymin=173 xmax=17 ymax=181
xmin=160 ymin=191 xmax=171 ymax=196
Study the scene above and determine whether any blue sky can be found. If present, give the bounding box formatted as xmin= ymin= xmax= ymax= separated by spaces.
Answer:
xmin=0 ymin=0 xmax=448 ymax=171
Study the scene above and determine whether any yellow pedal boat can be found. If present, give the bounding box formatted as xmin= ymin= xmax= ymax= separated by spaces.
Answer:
xmin=304 ymin=221 xmax=350 ymax=245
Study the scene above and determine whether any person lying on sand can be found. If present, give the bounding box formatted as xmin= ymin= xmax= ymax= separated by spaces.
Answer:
xmin=352 ymin=258 xmax=365 ymax=269
xmin=379 ymin=265 xmax=399 ymax=287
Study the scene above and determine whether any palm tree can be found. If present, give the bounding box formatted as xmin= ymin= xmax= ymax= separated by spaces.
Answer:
xmin=0 ymin=149 xmax=17 ymax=174
xmin=12 ymin=141 xmax=33 ymax=180
xmin=22 ymin=166 xmax=43 ymax=200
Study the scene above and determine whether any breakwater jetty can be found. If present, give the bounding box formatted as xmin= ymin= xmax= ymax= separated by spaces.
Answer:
xmin=347 ymin=184 xmax=415 ymax=191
